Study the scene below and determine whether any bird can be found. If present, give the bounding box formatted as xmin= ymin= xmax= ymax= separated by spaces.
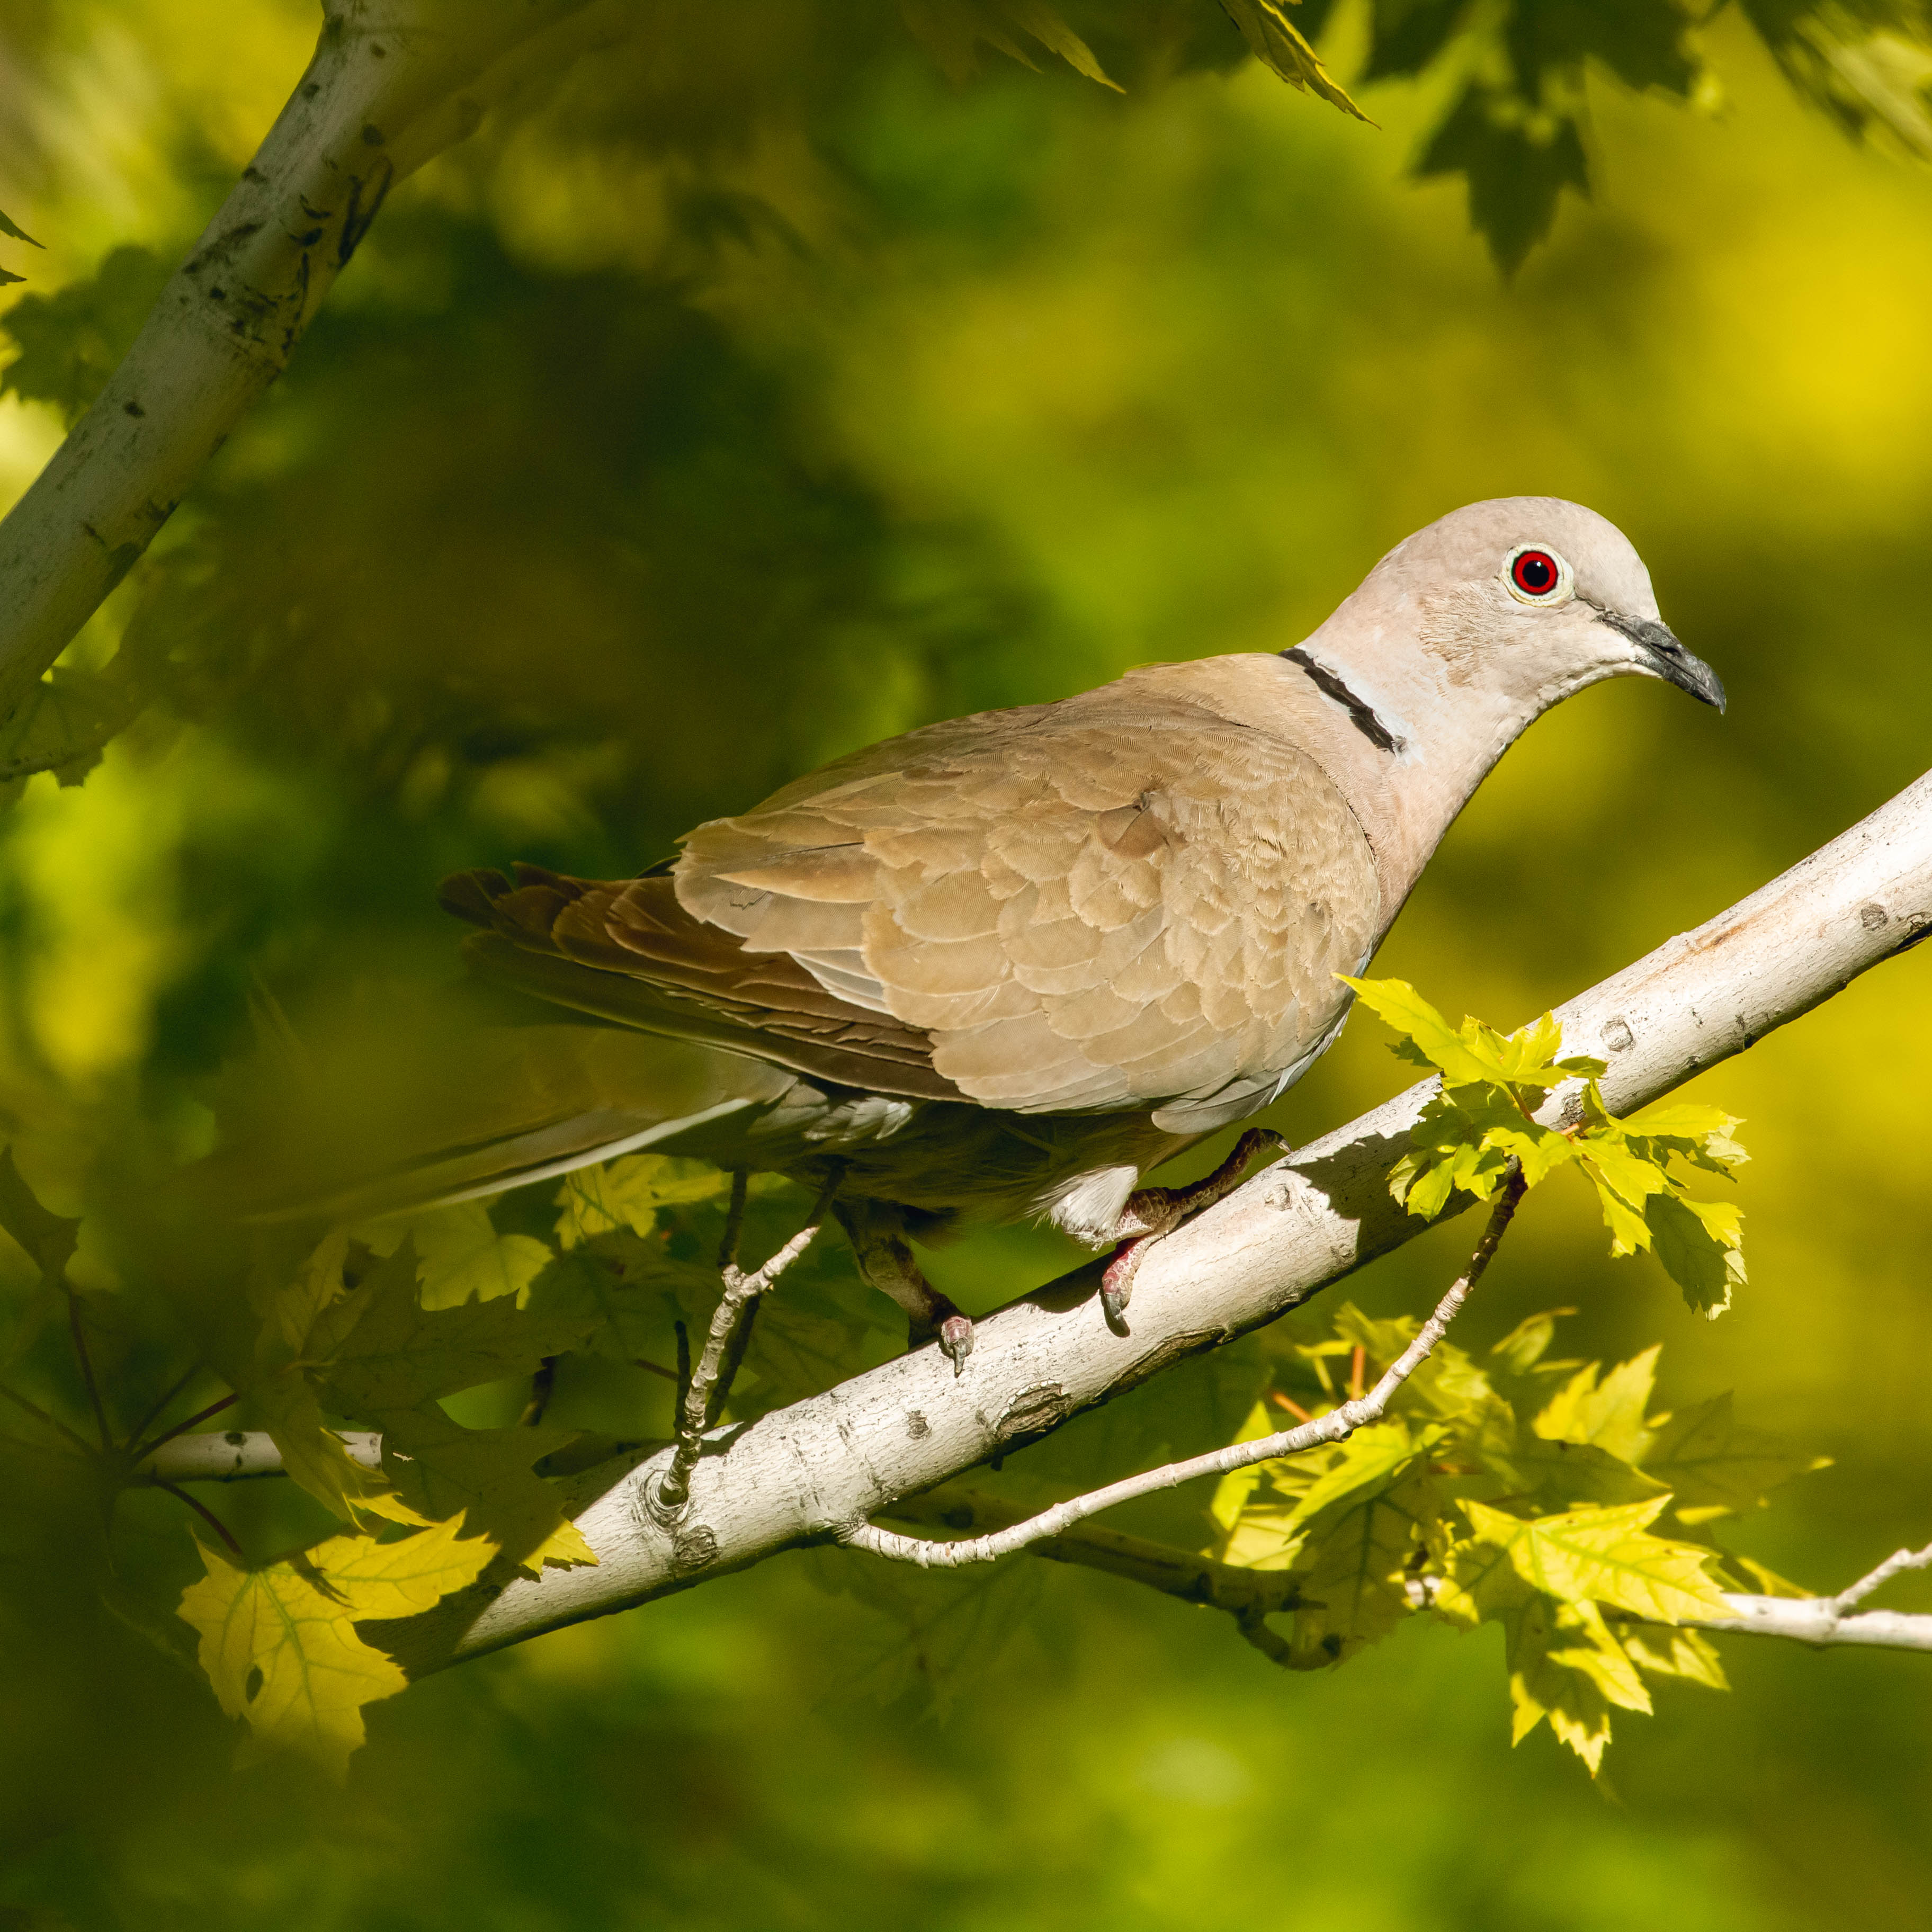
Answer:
xmin=304 ymin=497 xmax=1725 ymax=1370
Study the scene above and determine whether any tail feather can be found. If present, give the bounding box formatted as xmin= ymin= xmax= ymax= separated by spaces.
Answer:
xmin=203 ymin=994 xmax=797 ymax=1226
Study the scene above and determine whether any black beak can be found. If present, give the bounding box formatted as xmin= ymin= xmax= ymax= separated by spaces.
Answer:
xmin=1594 ymin=609 xmax=1727 ymax=713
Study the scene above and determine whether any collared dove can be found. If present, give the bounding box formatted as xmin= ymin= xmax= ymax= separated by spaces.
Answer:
xmin=400 ymin=497 xmax=1721 ymax=1367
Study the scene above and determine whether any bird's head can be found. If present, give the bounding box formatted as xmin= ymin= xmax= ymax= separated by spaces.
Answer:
xmin=1295 ymin=497 xmax=1724 ymax=750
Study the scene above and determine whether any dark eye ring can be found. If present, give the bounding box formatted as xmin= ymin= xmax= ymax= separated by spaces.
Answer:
xmin=1504 ymin=544 xmax=1571 ymax=605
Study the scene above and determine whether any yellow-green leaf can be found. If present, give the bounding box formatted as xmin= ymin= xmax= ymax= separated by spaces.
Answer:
xmin=1210 ymin=1401 xmax=1277 ymax=1532
xmin=1220 ymin=0 xmax=1372 ymax=122
xmin=1533 ymin=1347 xmax=1660 ymax=1463
xmin=553 ymin=1153 xmax=735 ymax=1249
xmin=1645 ymin=1192 xmax=1745 ymax=1317
xmin=1287 ymin=1471 xmax=1435 ymax=1667
xmin=356 ymin=1201 xmax=552 ymax=1310
xmin=175 ymin=1515 xmax=491 ymax=1778
xmin=379 ymin=1406 xmax=597 ymax=1576
xmin=1464 ymin=1496 xmax=1732 ymax=1624
xmin=1340 ymin=977 xmax=1498 ymax=1085
xmin=1498 ymin=1424 xmax=1671 ymax=1510
xmin=1488 ymin=1307 xmax=1577 ymax=1378
xmin=1620 ymin=1623 xmax=1729 ymax=1689
xmin=1639 ymin=1391 xmax=1827 ymax=1518
xmin=316 ymin=1245 xmax=598 ymax=1416
xmin=249 ymin=1368 xmax=429 ymax=1526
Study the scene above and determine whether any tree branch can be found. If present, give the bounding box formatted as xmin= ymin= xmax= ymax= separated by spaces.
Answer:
xmin=140 ymin=773 xmax=1932 ymax=1675
xmin=1674 ymin=1540 xmax=1932 ymax=1653
xmin=648 ymin=1171 xmax=837 ymax=1521
xmin=842 ymin=1168 xmax=1523 ymax=1568
xmin=0 ymin=0 xmax=621 ymax=728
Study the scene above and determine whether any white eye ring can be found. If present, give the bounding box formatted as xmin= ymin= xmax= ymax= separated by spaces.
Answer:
xmin=1502 ymin=543 xmax=1575 ymax=607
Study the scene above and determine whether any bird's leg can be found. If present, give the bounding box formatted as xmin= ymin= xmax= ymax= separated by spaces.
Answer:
xmin=1099 ymin=1129 xmax=1290 ymax=1328
xmin=836 ymin=1201 xmax=974 ymax=1375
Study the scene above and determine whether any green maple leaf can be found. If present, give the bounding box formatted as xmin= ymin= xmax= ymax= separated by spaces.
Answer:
xmin=1286 ymin=1468 xmax=1437 ymax=1667
xmin=1533 ymin=1348 xmax=1661 ymax=1464
xmin=553 ymin=1153 xmax=740 ymax=1249
xmin=1620 ymin=1623 xmax=1730 ymax=1690
xmin=176 ymin=1515 xmax=493 ymax=1778
xmin=355 ymin=1200 xmax=552 ymax=1310
xmin=1639 ymin=1391 xmax=1829 ymax=1520
xmin=1462 ymin=1496 xmax=1732 ymax=1624
xmin=248 ymin=1366 xmax=428 ymax=1528
xmin=379 ymin=1406 xmax=597 ymax=1576
xmin=1220 ymin=0 xmax=1371 ymax=121
xmin=1497 ymin=1424 xmax=1671 ymax=1511
xmin=317 ymin=1242 xmax=598 ymax=1415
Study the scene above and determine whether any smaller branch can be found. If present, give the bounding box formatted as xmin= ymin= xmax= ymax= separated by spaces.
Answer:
xmin=649 ymin=1173 xmax=839 ymax=1522
xmin=154 ymin=1479 xmax=244 ymax=1559
xmin=136 ymin=1429 xmax=380 ymax=1483
xmin=66 ymin=1293 xmax=112 ymax=1451
xmin=1675 ymin=1537 xmax=1932 ymax=1653
xmin=631 ymin=1357 xmax=679 ymax=1384
xmin=1830 ymin=1539 xmax=1932 ymax=1615
xmin=120 ymin=1361 xmax=203 ymax=1457
xmin=130 ymin=1391 xmax=237 ymax=1464
xmin=0 ymin=1380 xmax=94 ymax=1456
xmin=1683 ymin=1598 xmax=1932 ymax=1654
xmin=717 ymin=1170 xmax=749 ymax=1275
xmin=881 ymin=1485 xmax=1302 ymax=1629
xmin=844 ymin=1167 xmax=1526 ymax=1569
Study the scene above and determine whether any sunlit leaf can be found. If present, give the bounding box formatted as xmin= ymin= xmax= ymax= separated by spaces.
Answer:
xmin=553 ymin=1154 xmax=736 ymax=1249
xmin=356 ymin=1201 xmax=552 ymax=1309
xmin=1620 ymin=1623 xmax=1730 ymax=1690
xmin=1533 ymin=1349 xmax=1660 ymax=1464
xmin=176 ymin=1515 xmax=493 ymax=1777
xmin=1220 ymin=0 xmax=1372 ymax=122
xmin=379 ymin=1406 xmax=597 ymax=1575
xmin=1463 ymin=1496 xmax=1732 ymax=1624
xmin=1645 ymin=1193 xmax=1746 ymax=1318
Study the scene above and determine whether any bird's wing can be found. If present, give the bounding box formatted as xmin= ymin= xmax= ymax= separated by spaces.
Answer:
xmin=446 ymin=694 xmax=1382 ymax=1118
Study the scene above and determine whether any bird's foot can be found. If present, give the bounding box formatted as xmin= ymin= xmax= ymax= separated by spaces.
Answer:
xmin=1098 ymin=1129 xmax=1291 ymax=1328
xmin=838 ymin=1202 xmax=976 ymax=1376
xmin=910 ymin=1296 xmax=975 ymax=1376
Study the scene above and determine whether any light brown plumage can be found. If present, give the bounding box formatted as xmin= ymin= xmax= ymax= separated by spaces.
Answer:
xmin=396 ymin=498 xmax=1723 ymax=1363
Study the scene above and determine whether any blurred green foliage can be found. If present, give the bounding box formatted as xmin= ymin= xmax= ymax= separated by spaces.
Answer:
xmin=2 ymin=1 xmax=1932 ymax=1927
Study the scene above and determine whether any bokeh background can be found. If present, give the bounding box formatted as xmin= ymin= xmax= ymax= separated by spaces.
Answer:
xmin=2 ymin=2 xmax=1931 ymax=1927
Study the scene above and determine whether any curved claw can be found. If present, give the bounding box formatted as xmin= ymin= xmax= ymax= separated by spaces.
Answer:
xmin=938 ymin=1313 xmax=974 ymax=1375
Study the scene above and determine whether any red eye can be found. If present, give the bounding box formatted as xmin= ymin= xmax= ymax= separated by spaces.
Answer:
xmin=1511 ymin=549 xmax=1560 ymax=597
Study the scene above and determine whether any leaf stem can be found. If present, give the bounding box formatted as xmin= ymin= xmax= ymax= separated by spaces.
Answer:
xmin=120 ymin=1360 xmax=204 ymax=1457
xmin=130 ymin=1391 xmax=238 ymax=1464
xmin=66 ymin=1291 xmax=112 ymax=1451
xmin=0 ymin=1379 xmax=94 ymax=1455
xmin=154 ymin=1478 xmax=244 ymax=1559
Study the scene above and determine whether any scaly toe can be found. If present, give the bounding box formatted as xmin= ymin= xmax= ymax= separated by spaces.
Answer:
xmin=939 ymin=1313 xmax=974 ymax=1375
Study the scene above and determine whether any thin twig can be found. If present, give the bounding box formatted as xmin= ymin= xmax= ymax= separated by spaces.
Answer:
xmin=120 ymin=1361 xmax=203 ymax=1458
xmin=650 ymin=1171 xmax=840 ymax=1520
xmin=129 ymin=1391 xmax=237 ymax=1464
xmin=66 ymin=1292 xmax=112 ymax=1451
xmin=1829 ymin=1539 xmax=1932 ymax=1614
xmin=154 ymin=1479 xmax=244 ymax=1559
xmin=717 ymin=1170 xmax=749 ymax=1273
xmin=0 ymin=1379 xmax=95 ymax=1455
xmin=708 ymin=1294 xmax=762 ymax=1427
xmin=631 ymin=1357 xmax=679 ymax=1384
xmin=842 ymin=1166 xmax=1526 ymax=1570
